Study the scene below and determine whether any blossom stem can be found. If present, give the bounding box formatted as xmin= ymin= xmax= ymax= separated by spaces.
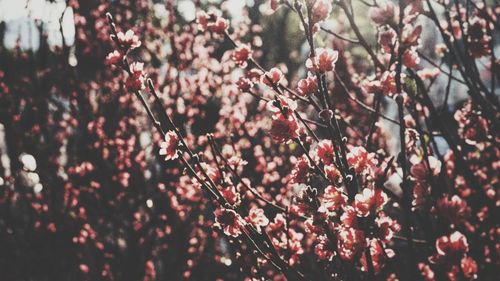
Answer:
xmin=207 ymin=134 xmax=294 ymax=215
xmin=396 ymin=95 xmax=419 ymax=280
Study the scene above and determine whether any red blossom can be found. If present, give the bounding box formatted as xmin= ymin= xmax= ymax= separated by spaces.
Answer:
xmin=269 ymin=0 xmax=280 ymax=12
xmin=196 ymin=11 xmax=229 ymax=34
xmin=196 ymin=11 xmax=209 ymax=32
xmin=105 ymin=50 xmax=122 ymax=65
xmin=214 ymin=208 xmax=243 ymax=237
xmin=236 ymin=76 xmax=253 ymax=92
xmin=454 ymin=100 xmax=490 ymax=145
xmin=221 ymin=185 xmax=241 ymax=206
xmin=210 ymin=17 xmax=229 ymax=34
xmin=324 ymin=164 xmax=342 ymax=184
xmin=297 ymin=75 xmax=318 ymax=97
xmin=435 ymin=195 xmax=469 ymax=225
xmin=402 ymin=48 xmax=420 ymax=68
xmin=315 ymin=140 xmax=335 ymax=165
xmin=360 ymin=239 xmax=394 ymax=274
xmin=311 ymin=0 xmax=332 ymax=23
xmin=290 ymin=156 xmax=311 ymax=184
xmin=402 ymin=25 xmax=422 ymax=46
xmin=245 ymin=207 xmax=269 ymax=232
xmin=460 ymin=256 xmax=478 ymax=278
xmin=354 ymin=188 xmax=388 ymax=217
xmin=116 ymin=29 xmax=141 ymax=50
xmin=337 ymin=227 xmax=366 ymax=261
xmin=232 ymin=44 xmax=252 ymax=68
xmin=362 ymin=71 xmax=398 ymax=96
xmin=159 ymin=131 xmax=180 ymax=161
xmin=432 ymin=231 xmax=469 ymax=264
xmin=314 ymin=235 xmax=335 ymax=261
xmin=368 ymin=0 xmax=396 ymax=25
xmin=379 ymin=71 xmax=398 ymax=96
xmin=260 ymin=67 xmax=284 ymax=87
xmin=322 ymin=185 xmax=347 ymax=212
xmin=379 ymin=29 xmax=397 ymax=53
xmin=347 ymin=146 xmax=378 ymax=174
xmin=125 ymin=62 xmax=146 ymax=91
xmin=375 ymin=213 xmax=400 ymax=242
xmin=306 ymin=48 xmax=339 ymax=73
xmin=269 ymin=114 xmax=299 ymax=143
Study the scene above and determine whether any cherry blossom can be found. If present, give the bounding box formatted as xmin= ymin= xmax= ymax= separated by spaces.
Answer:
xmin=245 ymin=207 xmax=269 ymax=232
xmin=306 ymin=48 xmax=339 ymax=72
xmin=311 ymin=0 xmax=332 ymax=23
xmin=159 ymin=131 xmax=180 ymax=161
xmin=354 ymin=188 xmax=388 ymax=217
xmin=116 ymin=29 xmax=141 ymax=50
xmin=368 ymin=0 xmax=396 ymax=25
xmin=260 ymin=67 xmax=284 ymax=87
xmin=297 ymin=75 xmax=318 ymax=97
xmin=125 ymin=62 xmax=146 ymax=91
xmin=232 ymin=44 xmax=253 ymax=68
xmin=214 ymin=208 xmax=243 ymax=237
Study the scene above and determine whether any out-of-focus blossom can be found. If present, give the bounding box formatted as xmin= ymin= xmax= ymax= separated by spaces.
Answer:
xmin=467 ymin=16 xmax=491 ymax=58
xmin=460 ymin=256 xmax=478 ymax=278
xmin=196 ymin=11 xmax=229 ymax=34
xmin=269 ymin=114 xmax=299 ymax=143
xmin=454 ymin=100 xmax=490 ymax=145
xmin=435 ymin=195 xmax=469 ymax=224
xmin=311 ymin=0 xmax=332 ymax=23
xmin=418 ymin=263 xmax=436 ymax=281
xmin=236 ymin=76 xmax=253 ymax=92
xmin=417 ymin=68 xmax=441 ymax=80
xmin=368 ymin=0 xmax=396 ymax=25
xmin=410 ymin=155 xmax=442 ymax=180
xmin=105 ymin=50 xmax=122 ymax=65
xmin=227 ymin=155 xmax=248 ymax=173
xmin=432 ymin=231 xmax=469 ymax=263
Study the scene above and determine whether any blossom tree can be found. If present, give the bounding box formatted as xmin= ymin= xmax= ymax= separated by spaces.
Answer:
xmin=0 ymin=0 xmax=498 ymax=280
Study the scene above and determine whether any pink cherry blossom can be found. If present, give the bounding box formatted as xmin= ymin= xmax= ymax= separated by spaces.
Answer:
xmin=306 ymin=48 xmax=339 ymax=72
xmin=159 ymin=131 xmax=180 ymax=161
